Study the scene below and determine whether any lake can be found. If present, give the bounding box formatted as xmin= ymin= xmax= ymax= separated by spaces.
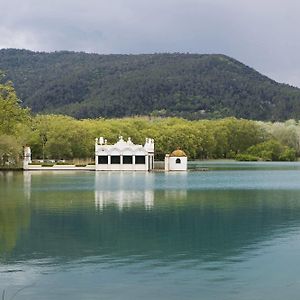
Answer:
xmin=1 ymin=162 xmax=300 ymax=299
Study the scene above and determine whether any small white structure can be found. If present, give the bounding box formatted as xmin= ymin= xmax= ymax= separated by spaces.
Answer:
xmin=23 ymin=146 xmax=32 ymax=170
xmin=95 ymin=136 xmax=154 ymax=171
xmin=165 ymin=149 xmax=187 ymax=171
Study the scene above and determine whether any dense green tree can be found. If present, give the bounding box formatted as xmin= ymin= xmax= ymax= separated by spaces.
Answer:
xmin=259 ymin=120 xmax=300 ymax=155
xmin=0 ymin=75 xmax=30 ymax=167
xmin=1 ymin=87 xmax=300 ymax=164
xmin=0 ymin=135 xmax=22 ymax=167
xmin=241 ymin=140 xmax=296 ymax=161
xmin=0 ymin=76 xmax=30 ymax=135
xmin=19 ymin=116 xmax=270 ymax=161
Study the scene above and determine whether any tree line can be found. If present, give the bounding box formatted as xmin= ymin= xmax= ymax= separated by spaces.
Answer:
xmin=1 ymin=78 xmax=300 ymax=167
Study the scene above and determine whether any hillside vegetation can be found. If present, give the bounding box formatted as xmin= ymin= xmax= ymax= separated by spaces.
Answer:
xmin=1 ymin=49 xmax=300 ymax=120
xmin=1 ymin=78 xmax=299 ymax=166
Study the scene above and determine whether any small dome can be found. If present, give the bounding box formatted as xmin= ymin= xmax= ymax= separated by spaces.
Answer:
xmin=170 ymin=149 xmax=187 ymax=157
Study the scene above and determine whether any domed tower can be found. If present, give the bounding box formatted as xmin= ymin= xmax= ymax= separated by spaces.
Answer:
xmin=165 ymin=149 xmax=187 ymax=171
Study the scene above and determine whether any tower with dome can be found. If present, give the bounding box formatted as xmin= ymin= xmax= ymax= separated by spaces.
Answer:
xmin=164 ymin=149 xmax=188 ymax=171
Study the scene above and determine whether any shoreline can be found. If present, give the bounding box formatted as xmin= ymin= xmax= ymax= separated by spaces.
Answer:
xmin=1 ymin=159 xmax=300 ymax=172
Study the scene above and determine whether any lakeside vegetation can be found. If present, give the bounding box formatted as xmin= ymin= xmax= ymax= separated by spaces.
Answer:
xmin=1 ymin=78 xmax=300 ymax=168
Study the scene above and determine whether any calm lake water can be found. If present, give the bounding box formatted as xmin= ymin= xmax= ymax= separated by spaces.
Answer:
xmin=1 ymin=162 xmax=300 ymax=299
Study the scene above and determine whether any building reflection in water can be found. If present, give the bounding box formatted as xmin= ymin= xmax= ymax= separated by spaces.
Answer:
xmin=23 ymin=171 xmax=32 ymax=201
xmin=164 ymin=189 xmax=187 ymax=201
xmin=95 ymin=172 xmax=155 ymax=211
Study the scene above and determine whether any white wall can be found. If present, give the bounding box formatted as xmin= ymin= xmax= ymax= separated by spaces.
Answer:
xmin=168 ymin=157 xmax=187 ymax=171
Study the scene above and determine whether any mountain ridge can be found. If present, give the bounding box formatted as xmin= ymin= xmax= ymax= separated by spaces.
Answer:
xmin=0 ymin=48 xmax=300 ymax=120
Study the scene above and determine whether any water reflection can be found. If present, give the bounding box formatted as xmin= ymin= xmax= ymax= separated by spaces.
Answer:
xmin=94 ymin=172 xmax=154 ymax=210
xmin=23 ymin=171 xmax=31 ymax=201
xmin=0 ymin=172 xmax=31 ymax=257
xmin=2 ymin=170 xmax=300 ymax=264
xmin=2 ymin=169 xmax=300 ymax=299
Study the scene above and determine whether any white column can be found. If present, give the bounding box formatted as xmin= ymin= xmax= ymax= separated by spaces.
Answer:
xmin=165 ymin=155 xmax=170 ymax=171
xmin=95 ymin=155 xmax=98 ymax=168
xmin=95 ymin=139 xmax=98 ymax=168
xmin=107 ymin=155 xmax=111 ymax=170
xmin=146 ymin=155 xmax=149 ymax=171
xmin=23 ymin=146 xmax=31 ymax=170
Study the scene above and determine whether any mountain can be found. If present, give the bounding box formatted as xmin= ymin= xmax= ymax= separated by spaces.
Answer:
xmin=0 ymin=48 xmax=300 ymax=120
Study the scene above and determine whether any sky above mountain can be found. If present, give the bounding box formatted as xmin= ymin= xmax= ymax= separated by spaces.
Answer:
xmin=1 ymin=0 xmax=299 ymax=87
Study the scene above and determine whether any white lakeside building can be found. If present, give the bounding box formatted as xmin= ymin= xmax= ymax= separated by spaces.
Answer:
xmin=95 ymin=136 xmax=155 ymax=171
xmin=165 ymin=149 xmax=188 ymax=171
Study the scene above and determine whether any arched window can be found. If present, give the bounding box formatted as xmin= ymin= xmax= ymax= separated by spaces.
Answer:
xmin=176 ymin=158 xmax=181 ymax=164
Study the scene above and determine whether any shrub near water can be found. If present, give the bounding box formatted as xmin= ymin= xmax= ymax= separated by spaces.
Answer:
xmin=235 ymin=154 xmax=259 ymax=161
xmin=237 ymin=140 xmax=297 ymax=161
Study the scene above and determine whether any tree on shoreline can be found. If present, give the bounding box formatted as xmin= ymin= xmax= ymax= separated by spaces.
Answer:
xmin=0 ymin=78 xmax=30 ymax=136
xmin=0 ymin=74 xmax=30 ymax=167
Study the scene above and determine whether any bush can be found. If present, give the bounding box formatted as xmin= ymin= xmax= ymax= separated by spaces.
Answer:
xmin=235 ymin=154 xmax=259 ymax=161
xmin=237 ymin=140 xmax=297 ymax=161
xmin=75 ymin=164 xmax=86 ymax=167
xmin=55 ymin=161 xmax=72 ymax=165
xmin=0 ymin=135 xmax=22 ymax=167
xmin=279 ymin=148 xmax=296 ymax=161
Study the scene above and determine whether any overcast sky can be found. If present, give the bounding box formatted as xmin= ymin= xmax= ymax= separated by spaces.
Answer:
xmin=1 ymin=0 xmax=299 ymax=86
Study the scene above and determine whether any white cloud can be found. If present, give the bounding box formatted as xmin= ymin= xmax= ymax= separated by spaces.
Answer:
xmin=0 ymin=27 xmax=38 ymax=50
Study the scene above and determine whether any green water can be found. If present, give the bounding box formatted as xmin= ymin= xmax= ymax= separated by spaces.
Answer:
xmin=1 ymin=162 xmax=300 ymax=299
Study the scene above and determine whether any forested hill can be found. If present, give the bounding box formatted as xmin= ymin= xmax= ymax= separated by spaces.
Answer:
xmin=1 ymin=48 xmax=300 ymax=120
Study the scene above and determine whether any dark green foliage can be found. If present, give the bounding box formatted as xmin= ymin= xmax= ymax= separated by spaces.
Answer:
xmin=0 ymin=75 xmax=30 ymax=136
xmin=41 ymin=163 xmax=54 ymax=167
xmin=279 ymin=148 xmax=297 ymax=161
xmin=239 ymin=140 xmax=297 ymax=161
xmin=25 ymin=115 xmax=267 ymax=160
xmin=1 ymin=49 xmax=300 ymax=120
xmin=235 ymin=154 xmax=259 ymax=161
xmin=0 ymin=78 xmax=30 ymax=168
xmin=0 ymin=135 xmax=22 ymax=167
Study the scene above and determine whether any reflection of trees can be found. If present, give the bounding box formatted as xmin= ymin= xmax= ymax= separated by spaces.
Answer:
xmin=0 ymin=172 xmax=30 ymax=256
xmin=4 ymin=171 xmax=300 ymax=263
xmin=17 ymin=189 xmax=300 ymax=263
